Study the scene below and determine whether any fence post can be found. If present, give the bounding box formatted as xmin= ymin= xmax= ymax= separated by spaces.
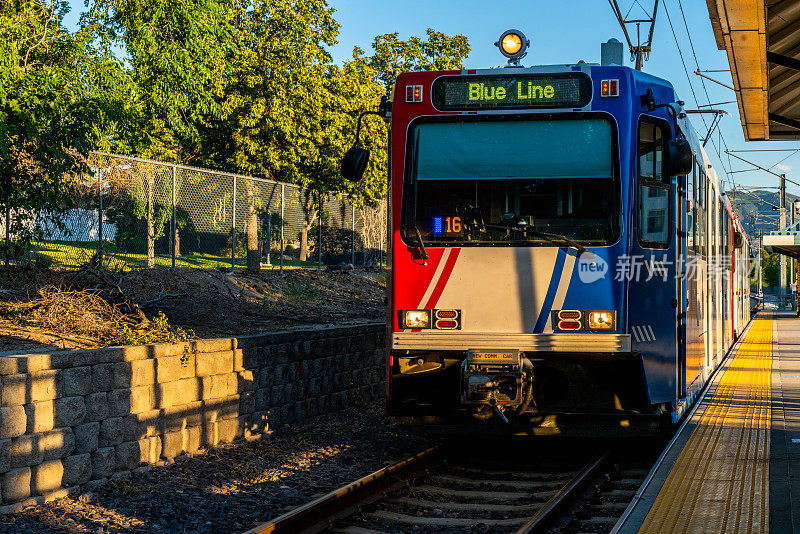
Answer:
xmin=280 ymin=184 xmax=284 ymax=276
xmin=171 ymin=164 xmax=176 ymax=269
xmin=231 ymin=175 xmax=237 ymax=271
xmin=97 ymin=168 xmax=104 ymax=266
xmin=351 ymin=202 xmax=356 ymax=267
xmin=317 ymin=192 xmax=322 ymax=272
xmin=380 ymin=200 xmax=385 ymax=269
xmin=266 ymin=212 xmax=271 ymax=266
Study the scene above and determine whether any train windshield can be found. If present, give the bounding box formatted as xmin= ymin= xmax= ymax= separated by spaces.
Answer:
xmin=406 ymin=116 xmax=620 ymax=246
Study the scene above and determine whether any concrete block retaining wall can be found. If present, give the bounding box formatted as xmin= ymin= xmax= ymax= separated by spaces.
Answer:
xmin=0 ymin=323 xmax=385 ymax=511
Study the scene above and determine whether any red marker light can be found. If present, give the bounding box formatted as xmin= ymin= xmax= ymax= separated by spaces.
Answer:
xmin=601 ymin=79 xmax=619 ymax=98
xmin=405 ymin=85 xmax=423 ymax=103
xmin=558 ymin=320 xmax=582 ymax=330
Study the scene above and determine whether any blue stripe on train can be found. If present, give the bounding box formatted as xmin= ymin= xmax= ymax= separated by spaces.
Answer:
xmin=533 ymin=248 xmax=566 ymax=333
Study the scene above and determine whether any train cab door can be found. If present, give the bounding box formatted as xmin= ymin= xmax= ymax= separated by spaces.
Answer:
xmin=677 ymin=170 xmax=688 ymax=399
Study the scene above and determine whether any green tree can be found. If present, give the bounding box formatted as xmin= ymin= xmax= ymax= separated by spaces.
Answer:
xmin=83 ymin=0 xmax=236 ymax=162
xmin=368 ymin=28 xmax=471 ymax=92
xmin=0 ymin=0 xmax=128 ymax=264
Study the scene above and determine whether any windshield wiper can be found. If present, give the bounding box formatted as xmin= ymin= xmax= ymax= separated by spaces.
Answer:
xmin=411 ymin=224 xmax=429 ymax=260
xmin=483 ymin=222 xmax=588 ymax=254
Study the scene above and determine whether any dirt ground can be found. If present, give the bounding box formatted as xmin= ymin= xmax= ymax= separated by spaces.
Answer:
xmin=0 ymin=266 xmax=386 ymax=354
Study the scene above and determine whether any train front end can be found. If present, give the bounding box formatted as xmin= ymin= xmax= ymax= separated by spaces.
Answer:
xmin=384 ymin=57 xmax=685 ymax=436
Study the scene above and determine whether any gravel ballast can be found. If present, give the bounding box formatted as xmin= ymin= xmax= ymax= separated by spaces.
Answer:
xmin=0 ymin=404 xmax=434 ymax=533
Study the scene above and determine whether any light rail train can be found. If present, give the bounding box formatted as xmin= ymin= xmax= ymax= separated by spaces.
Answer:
xmin=344 ymin=32 xmax=752 ymax=435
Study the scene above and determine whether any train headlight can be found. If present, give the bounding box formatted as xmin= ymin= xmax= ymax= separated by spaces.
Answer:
xmin=402 ymin=310 xmax=431 ymax=329
xmin=588 ymin=311 xmax=615 ymax=330
xmin=495 ymin=29 xmax=529 ymax=62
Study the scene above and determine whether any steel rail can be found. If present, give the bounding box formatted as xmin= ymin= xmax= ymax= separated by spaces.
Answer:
xmin=515 ymin=451 xmax=611 ymax=534
xmin=242 ymin=443 xmax=445 ymax=534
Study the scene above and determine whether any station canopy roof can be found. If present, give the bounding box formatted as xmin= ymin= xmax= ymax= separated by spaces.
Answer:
xmin=706 ymin=0 xmax=800 ymax=140
xmin=764 ymin=221 xmax=800 ymax=258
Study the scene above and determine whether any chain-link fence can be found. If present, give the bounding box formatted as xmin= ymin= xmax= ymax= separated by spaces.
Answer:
xmin=24 ymin=152 xmax=387 ymax=272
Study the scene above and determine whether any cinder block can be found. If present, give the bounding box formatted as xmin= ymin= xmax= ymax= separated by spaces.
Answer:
xmin=31 ymin=460 xmax=63 ymax=496
xmin=29 ymin=370 xmax=57 ymax=402
xmin=9 ymin=434 xmax=42 ymax=468
xmin=233 ymin=349 xmax=244 ymax=372
xmin=91 ymin=363 xmax=114 ymax=392
xmin=115 ymin=441 xmax=141 ymax=471
xmin=137 ymin=436 xmax=161 ymax=465
xmin=160 ymin=431 xmax=182 ymax=460
xmin=155 ymin=356 xmax=181 ymax=383
xmin=62 ymin=454 xmax=91 ymax=485
xmin=25 ymin=401 xmax=54 ymax=434
xmin=1 ymin=374 xmax=27 ymax=407
xmin=129 ymin=385 xmax=154 ymax=414
xmin=163 ymin=402 xmax=202 ymax=433
xmin=237 ymin=370 xmax=255 ymax=393
xmin=135 ymin=410 xmax=163 ymax=439
xmin=182 ymin=426 xmax=201 ymax=454
xmin=40 ymin=428 xmax=75 ymax=461
xmin=217 ymin=417 xmax=242 ymax=443
xmin=270 ymin=385 xmax=284 ymax=406
xmin=84 ymin=392 xmax=109 ymax=422
xmin=53 ymin=396 xmax=86 ymax=428
xmin=0 ymin=439 xmax=9 ymax=474
xmin=0 ymin=358 xmax=20 ymax=377
xmin=218 ymin=396 xmax=239 ymax=420
xmin=178 ymin=353 xmax=196 ymax=380
xmin=3 ymin=467 xmax=31 ymax=502
xmin=99 ymin=417 xmax=123 ymax=447
xmin=58 ymin=366 xmax=93 ymax=397
xmin=240 ymin=391 xmax=255 ymax=414
xmin=201 ymin=374 xmax=234 ymax=401
xmin=156 ymin=380 xmax=188 ymax=408
xmin=74 ymin=422 xmax=99 ymax=453
xmin=130 ymin=359 xmax=156 ymax=387
xmin=203 ymin=421 xmax=219 ymax=447
xmin=107 ymin=390 xmax=131 ymax=418
xmin=192 ymin=338 xmax=235 ymax=354
xmin=111 ymin=362 xmax=133 ymax=390
xmin=91 ymin=447 xmax=115 ymax=479
xmin=196 ymin=351 xmax=234 ymax=377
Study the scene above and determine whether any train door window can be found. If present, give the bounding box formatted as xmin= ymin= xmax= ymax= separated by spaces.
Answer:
xmin=687 ymin=160 xmax=695 ymax=250
xmin=638 ymin=120 xmax=670 ymax=248
xmin=697 ymin=165 xmax=706 ymax=256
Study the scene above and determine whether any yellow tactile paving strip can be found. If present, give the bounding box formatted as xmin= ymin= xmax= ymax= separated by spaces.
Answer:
xmin=639 ymin=316 xmax=773 ymax=534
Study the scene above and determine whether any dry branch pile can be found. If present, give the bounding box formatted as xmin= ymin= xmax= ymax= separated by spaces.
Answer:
xmin=0 ymin=287 xmax=193 ymax=347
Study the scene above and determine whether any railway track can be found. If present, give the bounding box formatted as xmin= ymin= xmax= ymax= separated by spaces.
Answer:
xmin=243 ymin=438 xmax=662 ymax=534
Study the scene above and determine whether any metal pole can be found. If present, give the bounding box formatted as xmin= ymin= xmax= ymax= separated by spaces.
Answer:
xmin=379 ymin=202 xmax=384 ymax=269
xmin=781 ymin=175 xmax=787 ymax=306
xmin=171 ymin=165 xmax=176 ymax=269
xmin=232 ymin=176 xmax=237 ymax=271
xmin=351 ymin=202 xmax=355 ymax=267
xmin=266 ymin=212 xmax=271 ymax=266
xmin=317 ymin=192 xmax=322 ymax=272
xmin=280 ymin=184 xmax=284 ymax=276
xmin=98 ymin=168 xmax=104 ymax=266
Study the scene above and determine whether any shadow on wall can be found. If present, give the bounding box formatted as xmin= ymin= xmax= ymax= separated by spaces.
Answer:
xmin=0 ymin=324 xmax=385 ymax=510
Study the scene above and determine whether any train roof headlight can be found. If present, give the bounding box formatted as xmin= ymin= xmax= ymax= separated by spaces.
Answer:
xmin=495 ymin=29 xmax=529 ymax=64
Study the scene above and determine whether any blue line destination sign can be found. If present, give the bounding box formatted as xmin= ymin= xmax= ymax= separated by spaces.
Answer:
xmin=432 ymin=73 xmax=592 ymax=111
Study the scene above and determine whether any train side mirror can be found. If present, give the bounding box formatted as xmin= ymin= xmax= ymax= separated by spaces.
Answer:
xmin=341 ymin=145 xmax=370 ymax=182
xmin=667 ymin=137 xmax=693 ymax=177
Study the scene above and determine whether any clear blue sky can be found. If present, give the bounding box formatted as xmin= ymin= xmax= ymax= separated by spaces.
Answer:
xmin=63 ymin=0 xmax=800 ymax=196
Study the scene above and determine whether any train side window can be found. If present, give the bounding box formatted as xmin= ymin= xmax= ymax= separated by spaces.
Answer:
xmin=638 ymin=121 xmax=669 ymax=248
xmin=697 ymin=167 xmax=706 ymax=256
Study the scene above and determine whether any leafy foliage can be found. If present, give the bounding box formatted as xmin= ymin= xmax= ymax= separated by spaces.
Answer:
xmin=0 ymin=1 xmax=129 ymax=258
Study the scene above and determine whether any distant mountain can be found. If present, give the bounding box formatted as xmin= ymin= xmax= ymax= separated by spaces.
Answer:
xmin=726 ymin=188 xmax=799 ymax=242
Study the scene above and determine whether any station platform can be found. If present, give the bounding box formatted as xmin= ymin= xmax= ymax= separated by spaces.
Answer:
xmin=614 ymin=311 xmax=800 ymax=533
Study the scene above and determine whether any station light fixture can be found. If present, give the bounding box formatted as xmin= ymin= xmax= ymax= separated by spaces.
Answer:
xmin=495 ymin=29 xmax=530 ymax=66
